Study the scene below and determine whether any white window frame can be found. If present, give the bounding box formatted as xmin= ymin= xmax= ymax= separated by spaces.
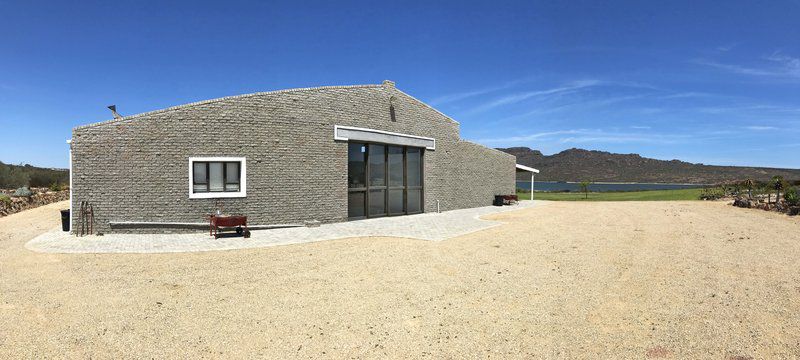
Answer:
xmin=188 ymin=156 xmax=247 ymax=199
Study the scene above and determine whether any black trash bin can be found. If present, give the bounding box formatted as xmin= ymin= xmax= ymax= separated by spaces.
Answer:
xmin=60 ymin=209 xmax=70 ymax=232
xmin=493 ymin=195 xmax=504 ymax=206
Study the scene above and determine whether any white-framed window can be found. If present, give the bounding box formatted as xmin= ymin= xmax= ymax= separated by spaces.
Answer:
xmin=188 ymin=157 xmax=246 ymax=199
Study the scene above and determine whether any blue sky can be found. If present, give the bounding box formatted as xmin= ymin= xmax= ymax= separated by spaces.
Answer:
xmin=1 ymin=0 xmax=799 ymax=168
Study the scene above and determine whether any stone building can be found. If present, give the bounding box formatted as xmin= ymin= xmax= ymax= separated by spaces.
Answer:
xmin=69 ymin=81 xmax=524 ymax=233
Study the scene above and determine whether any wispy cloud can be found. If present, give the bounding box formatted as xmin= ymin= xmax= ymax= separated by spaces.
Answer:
xmin=743 ymin=125 xmax=778 ymax=131
xmin=764 ymin=52 xmax=800 ymax=77
xmin=659 ymin=91 xmax=718 ymax=99
xmin=692 ymin=52 xmax=800 ymax=80
xmin=428 ymin=77 xmax=535 ymax=106
xmin=630 ymin=125 xmax=651 ymax=129
xmin=477 ymin=130 xmax=584 ymax=143
xmin=467 ymin=80 xmax=600 ymax=113
xmin=476 ymin=128 xmax=689 ymax=146
xmin=692 ymin=59 xmax=779 ymax=77
xmin=716 ymin=43 xmax=737 ymax=52
xmin=498 ymin=94 xmax=644 ymax=121
xmin=696 ymin=104 xmax=800 ymax=115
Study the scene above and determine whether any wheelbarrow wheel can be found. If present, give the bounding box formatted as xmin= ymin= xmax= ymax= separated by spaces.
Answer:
xmin=236 ymin=226 xmax=243 ymax=235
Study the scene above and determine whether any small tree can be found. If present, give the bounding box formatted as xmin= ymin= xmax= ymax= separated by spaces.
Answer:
xmin=743 ymin=179 xmax=754 ymax=199
xmin=772 ymin=175 xmax=786 ymax=203
xmin=579 ymin=180 xmax=591 ymax=199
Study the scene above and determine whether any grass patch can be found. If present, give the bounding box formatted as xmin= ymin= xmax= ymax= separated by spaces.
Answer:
xmin=518 ymin=188 xmax=703 ymax=201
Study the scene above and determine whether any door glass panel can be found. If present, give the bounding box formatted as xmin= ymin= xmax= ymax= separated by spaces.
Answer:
xmin=407 ymin=148 xmax=422 ymax=187
xmin=368 ymin=144 xmax=386 ymax=187
xmin=348 ymin=143 xmax=366 ymax=188
xmin=369 ymin=190 xmax=386 ymax=216
xmin=348 ymin=192 xmax=365 ymax=218
xmin=388 ymin=146 xmax=404 ymax=187
xmin=407 ymin=189 xmax=422 ymax=213
xmin=389 ymin=190 xmax=404 ymax=214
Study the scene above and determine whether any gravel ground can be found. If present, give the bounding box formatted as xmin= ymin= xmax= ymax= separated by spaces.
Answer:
xmin=1 ymin=200 xmax=799 ymax=358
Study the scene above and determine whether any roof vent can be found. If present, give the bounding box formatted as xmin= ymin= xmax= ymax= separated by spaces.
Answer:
xmin=107 ymin=105 xmax=122 ymax=119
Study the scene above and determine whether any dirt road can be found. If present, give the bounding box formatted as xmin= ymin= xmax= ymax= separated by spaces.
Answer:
xmin=1 ymin=200 xmax=799 ymax=358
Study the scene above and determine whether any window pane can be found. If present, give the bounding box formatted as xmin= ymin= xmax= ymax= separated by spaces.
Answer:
xmin=209 ymin=162 xmax=224 ymax=191
xmin=407 ymin=148 xmax=422 ymax=187
xmin=348 ymin=143 xmax=366 ymax=188
xmin=348 ymin=192 xmax=365 ymax=218
xmin=193 ymin=162 xmax=207 ymax=184
xmin=225 ymin=183 xmax=239 ymax=192
xmin=368 ymin=144 xmax=386 ymax=187
xmin=388 ymin=146 xmax=404 ymax=187
xmin=407 ymin=189 xmax=422 ymax=213
xmin=226 ymin=162 xmax=239 ymax=183
xmin=193 ymin=184 xmax=207 ymax=193
xmin=389 ymin=190 xmax=404 ymax=214
xmin=369 ymin=189 xmax=386 ymax=216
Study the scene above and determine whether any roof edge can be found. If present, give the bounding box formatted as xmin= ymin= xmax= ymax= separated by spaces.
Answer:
xmin=74 ymin=83 xmax=385 ymax=131
xmin=515 ymin=164 xmax=540 ymax=173
xmin=389 ymin=88 xmax=460 ymax=125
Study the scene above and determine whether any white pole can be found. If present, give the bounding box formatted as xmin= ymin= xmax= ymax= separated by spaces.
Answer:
xmin=67 ymin=139 xmax=72 ymax=233
xmin=531 ymin=173 xmax=534 ymax=201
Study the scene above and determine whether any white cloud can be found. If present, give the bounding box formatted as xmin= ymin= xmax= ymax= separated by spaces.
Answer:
xmin=743 ymin=125 xmax=778 ymax=131
xmin=428 ymin=77 xmax=538 ymax=105
xmin=692 ymin=52 xmax=800 ymax=80
xmin=764 ymin=52 xmax=800 ymax=77
xmin=467 ymin=80 xmax=600 ymax=113
xmin=659 ymin=92 xmax=717 ymax=99
xmin=716 ymin=43 xmax=737 ymax=52
xmin=475 ymin=128 xmax=688 ymax=146
xmin=476 ymin=130 xmax=584 ymax=143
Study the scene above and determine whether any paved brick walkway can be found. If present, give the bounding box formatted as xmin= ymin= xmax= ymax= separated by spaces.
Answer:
xmin=25 ymin=201 xmax=544 ymax=254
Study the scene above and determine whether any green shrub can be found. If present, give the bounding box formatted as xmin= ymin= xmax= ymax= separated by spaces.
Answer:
xmin=49 ymin=182 xmax=62 ymax=192
xmin=785 ymin=187 xmax=800 ymax=206
xmin=0 ymin=194 xmax=10 ymax=206
xmin=11 ymin=186 xmax=33 ymax=197
xmin=699 ymin=187 xmax=725 ymax=200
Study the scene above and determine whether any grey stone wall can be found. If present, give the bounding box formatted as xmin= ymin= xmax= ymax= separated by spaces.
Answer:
xmin=71 ymin=82 xmax=516 ymax=233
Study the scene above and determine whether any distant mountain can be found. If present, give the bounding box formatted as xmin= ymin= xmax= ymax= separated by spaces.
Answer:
xmin=499 ymin=147 xmax=800 ymax=184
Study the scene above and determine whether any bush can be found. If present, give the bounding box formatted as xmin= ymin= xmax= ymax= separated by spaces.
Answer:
xmin=11 ymin=186 xmax=33 ymax=197
xmin=0 ymin=194 xmax=10 ymax=206
xmin=699 ymin=187 xmax=725 ymax=200
xmin=49 ymin=182 xmax=62 ymax=192
xmin=785 ymin=187 xmax=800 ymax=206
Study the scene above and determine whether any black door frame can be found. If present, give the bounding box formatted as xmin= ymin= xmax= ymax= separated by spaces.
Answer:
xmin=347 ymin=142 xmax=424 ymax=220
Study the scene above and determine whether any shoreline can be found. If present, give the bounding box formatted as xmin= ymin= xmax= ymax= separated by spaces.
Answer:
xmin=517 ymin=180 xmax=710 ymax=186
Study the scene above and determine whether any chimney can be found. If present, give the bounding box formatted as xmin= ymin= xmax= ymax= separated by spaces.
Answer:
xmin=107 ymin=105 xmax=122 ymax=119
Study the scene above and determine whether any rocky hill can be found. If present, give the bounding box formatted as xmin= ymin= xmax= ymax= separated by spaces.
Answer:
xmin=499 ymin=147 xmax=800 ymax=184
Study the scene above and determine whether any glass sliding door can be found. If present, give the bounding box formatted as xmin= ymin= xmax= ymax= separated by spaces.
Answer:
xmin=387 ymin=146 xmax=405 ymax=215
xmin=347 ymin=143 xmax=367 ymax=218
xmin=348 ymin=142 xmax=424 ymax=219
xmin=367 ymin=144 xmax=387 ymax=217
xmin=406 ymin=147 xmax=423 ymax=214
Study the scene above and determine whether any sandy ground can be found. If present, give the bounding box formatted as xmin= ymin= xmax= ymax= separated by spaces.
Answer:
xmin=1 ymin=200 xmax=799 ymax=359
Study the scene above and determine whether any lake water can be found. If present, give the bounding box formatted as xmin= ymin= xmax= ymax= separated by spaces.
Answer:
xmin=517 ymin=181 xmax=706 ymax=192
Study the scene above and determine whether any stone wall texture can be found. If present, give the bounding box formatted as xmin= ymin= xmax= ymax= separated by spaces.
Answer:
xmin=71 ymin=82 xmax=517 ymax=233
